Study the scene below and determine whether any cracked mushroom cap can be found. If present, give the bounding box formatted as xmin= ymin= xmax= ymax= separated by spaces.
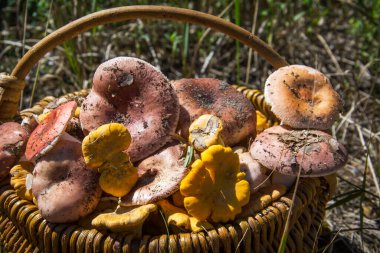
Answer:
xmin=172 ymin=78 xmax=256 ymax=146
xmin=0 ymin=122 xmax=29 ymax=180
xmin=80 ymin=57 xmax=180 ymax=162
xmin=121 ymin=142 xmax=188 ymax=206
xmin=32 ymin=133 xmax=102 ymax=223
xmin=25 ymin=101 xmax=77 ymax=161
xmin=250 ymin=126 xmax=348 ymax=177
xmin=264 ymin=65 xmax=342 ymax=129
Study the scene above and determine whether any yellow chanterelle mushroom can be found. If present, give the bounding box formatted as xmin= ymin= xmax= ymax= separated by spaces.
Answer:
xmin=10 ymin=162 xmax=34 ymax=202
xmin=188 ymin=114 xmax=224 ymax=152
xmin=180 ymin=145 xmax=250 ymax=223
xmin=91 ymin=204 xmax=157 ymax=237
xmin=82 ymin=123 xmax=137 ymax=197
xmin=158 ymin=199 xmax=213 ymax=233
xmin=82 ymin=123 xmax=131 ymax=169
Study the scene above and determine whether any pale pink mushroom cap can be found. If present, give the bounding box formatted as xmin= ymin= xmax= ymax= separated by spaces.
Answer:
xmin=121 ymin=142 xmax=188 ymax=206
xmin=172 ymin=78 xmax=256 ymax=146
xmin=32 ymin=133 xmax=102 ymax=223
xmin=250 ymin=126 xmax=347 ymax=177
xmin=264 ymin=65 xmax=342 ymax=130
xmin=25 ymin=101 xmax=77 ymax=161
xmin=0 ymin=122 xmax=29 ymax=180
xmin=80 ymin=57 xmax=180 ymax=162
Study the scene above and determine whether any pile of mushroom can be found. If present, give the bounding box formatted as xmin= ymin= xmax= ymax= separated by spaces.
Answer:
xmin=0 ymin=57 xmax=348 ymax=237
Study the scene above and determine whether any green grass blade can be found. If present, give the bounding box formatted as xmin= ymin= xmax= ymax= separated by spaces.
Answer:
xmin=326 ymin=190 xmax=362 ymax=210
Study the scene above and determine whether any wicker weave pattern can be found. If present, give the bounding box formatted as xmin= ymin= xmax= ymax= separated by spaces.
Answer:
xmin=0 ymin=176 xmax=332 ymax=252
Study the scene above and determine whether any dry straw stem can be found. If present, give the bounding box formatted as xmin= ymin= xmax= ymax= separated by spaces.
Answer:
xmin=355 ymin=125 xmax=380 ymax=198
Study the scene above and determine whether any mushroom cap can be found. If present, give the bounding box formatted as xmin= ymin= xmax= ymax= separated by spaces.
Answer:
xmin=250 ymin=125 xmax=348 ymax=177
xmin=189 ymin=114 xmax=224 ymax=152
xmin=99 ymin=164 xmax=138 ymax=197
xmin=82 ymin=123 xmax=132 ymax=169
xmin=32 ymin=133 xmax=102 ymax=223
xmin=80 ymin=57 xmax=180 ymax=162
xmin=0 ymin=122 xmax=29 ymax=180
xmin=25 ymin=101 xmax=77 ymax=161
xmin=121 ymin=142 xmax=188 ymax=206
xmin=264 ymin=65 xmax=342 ymax=129
xmin=90 ymin=204 xmax=157 ymax=235
xmin=238 ymin=152 xmax=269 ymax=192
xmin=180 ymin=145 xmax=250 ymax=223
xmin=172 ymin=78 xmax=256 ymax=146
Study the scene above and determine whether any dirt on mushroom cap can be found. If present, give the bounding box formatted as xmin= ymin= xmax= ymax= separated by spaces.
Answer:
xmin=250 ymin=125 xmax=348 ymax=176
xmin=32 ymin=133 xmax=102 ymax=223
xmin=121 ymin=142 xmax=189 ymax=206
xmin=264 ymin=65 xmax=342 ymax=130
xmin=80 ymin=57 xmax=180 ymax=162
xmin=0 ymin=122 xmax=29 ymax=180
xmin=172 ymin=78 xmax=256 ymax=146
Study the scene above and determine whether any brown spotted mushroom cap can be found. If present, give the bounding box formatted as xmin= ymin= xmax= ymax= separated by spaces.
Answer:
xmin=0 ymin=122 xmax=29 ymax=180
xmin=121 ymin=142 xmax=188 ymax=206
xmin=264 ymin=65 xmax=342 ymax=129
xmin=80 ymin=57 xmax=180 ymax=162
xmin=172 ymin=78 xmax=256 ymax=146
xmin=32 ymin=133 xmax=102 ymax=223
xmin=250 ymin=125 xmax=347 ymax=177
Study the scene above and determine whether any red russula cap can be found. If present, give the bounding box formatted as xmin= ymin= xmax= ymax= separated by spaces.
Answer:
xmin=250 ymin=125 xmax=348 ymax=177
xmin=264 ymin=65 xmax=342 ymax=129
xmin=172 ymin=78 xmax=256 ymax=146
xmin=0 ymin=122 xmax=29 ymax=180
xmin=121 ymin=142 xmax=188 ymax=206
xmin=80 ymin=57 xmax=180 ymax=162
xmin=25 ymin=101 xmax=77 ymax=160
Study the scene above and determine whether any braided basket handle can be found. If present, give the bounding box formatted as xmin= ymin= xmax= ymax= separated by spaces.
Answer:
xmin=1 ymin=5 xmax=288 ymax=121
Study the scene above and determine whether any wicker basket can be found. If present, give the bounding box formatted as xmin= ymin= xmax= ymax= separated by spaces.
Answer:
xmin=0 ymin=6 xmax=336 ymax=252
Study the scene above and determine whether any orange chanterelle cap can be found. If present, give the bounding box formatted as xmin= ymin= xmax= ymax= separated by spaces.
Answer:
xmin=264 ymin=65 xmax=342 ymax=130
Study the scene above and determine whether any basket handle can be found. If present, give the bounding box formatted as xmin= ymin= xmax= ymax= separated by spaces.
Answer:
xmin=1 ymin=5 xmax=288 ymax=121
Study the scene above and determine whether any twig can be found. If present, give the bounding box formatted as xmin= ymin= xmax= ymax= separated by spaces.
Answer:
xmin=316 ymin=34 xmax=344 ymax=75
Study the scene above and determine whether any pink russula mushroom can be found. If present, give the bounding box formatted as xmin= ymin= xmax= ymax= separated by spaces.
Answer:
xmin=0 ymin=122 xmax=29 ymax=181
xmin=80 ymin=57 xmax=180 ymax=162
xmin=121 ymin=142 xmax=188 ymax=206
xmin=32 ymin=133 xmax=102 ymax=223
xmin=25 ymin=101 xmax=77 ymax=161
xmin=250 ymin=125 xmax=348 ymax=177
xmin=264 ymin=65 xmax=342 ymax=129
xmin=172 ymin=78 xmax=256 ymax=146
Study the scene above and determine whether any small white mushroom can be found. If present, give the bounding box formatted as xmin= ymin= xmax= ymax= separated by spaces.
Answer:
xmin=238 ymin=152 xmax=269 ymax=192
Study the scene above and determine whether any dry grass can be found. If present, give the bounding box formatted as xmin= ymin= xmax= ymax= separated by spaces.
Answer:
xmin=0 ymin=0 xmax=379 ymax=252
